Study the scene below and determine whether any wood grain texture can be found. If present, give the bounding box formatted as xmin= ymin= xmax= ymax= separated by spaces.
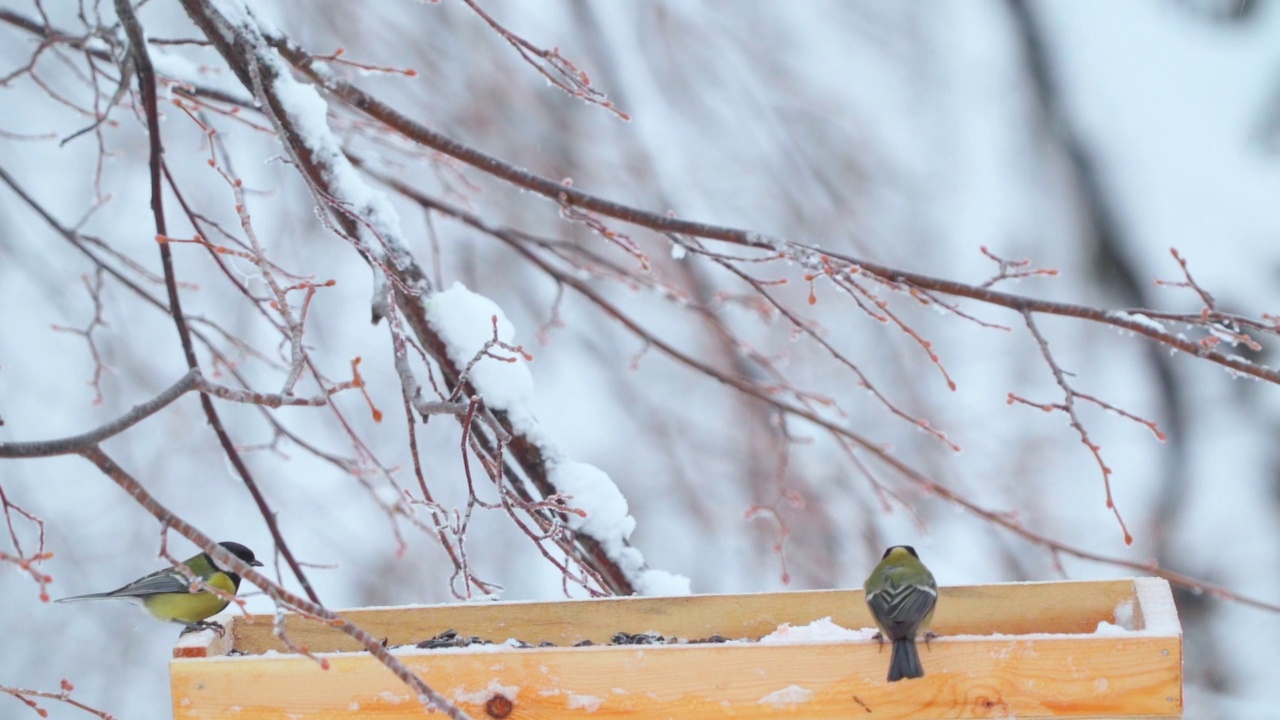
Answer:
xmin=171 ymin=578 xmax=1182 ymax=719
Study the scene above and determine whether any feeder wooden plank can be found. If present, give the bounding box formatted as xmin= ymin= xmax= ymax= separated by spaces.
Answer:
xmin=219 ymin=579 xmax=1139 ymax=656
xmin=171 ymin=578 xmax=1182 ymax=719
xmin=172 ymin=635 xmax=1181 ymax=718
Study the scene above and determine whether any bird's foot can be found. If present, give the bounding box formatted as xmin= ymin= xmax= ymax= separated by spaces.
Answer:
xmin=180 ymin=620 xmax=225 ymax=637
xmin=871 ymin=631 xmax=885 ymax=652
xmin=923 ymin=630 xmax=939 ymax=650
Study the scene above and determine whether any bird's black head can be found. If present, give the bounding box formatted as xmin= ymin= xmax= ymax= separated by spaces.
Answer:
xmin=213 ymin=541 xmax=264 ymax=571
xmin=882 ymin=545 xmax=919 ymax=560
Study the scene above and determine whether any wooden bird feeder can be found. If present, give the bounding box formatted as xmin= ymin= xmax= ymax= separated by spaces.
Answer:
xmin=170 ymin=577 xmax=1182 ymax=719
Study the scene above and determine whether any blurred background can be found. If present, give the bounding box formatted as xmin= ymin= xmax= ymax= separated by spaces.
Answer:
xmin=2 ymin=0 xmax=1278 ymax=717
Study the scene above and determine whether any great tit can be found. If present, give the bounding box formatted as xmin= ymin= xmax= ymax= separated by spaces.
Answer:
xmin=57 ymin=541 xmax=262 ymax=633
xmin=864 ymin=545 xmax=938 ymax=682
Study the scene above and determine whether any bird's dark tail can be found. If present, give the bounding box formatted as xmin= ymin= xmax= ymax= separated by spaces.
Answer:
xmin=888 ymin=637 xmax=924 ymax=681
xmin=54 ymin=592 xmax=113 ymax=603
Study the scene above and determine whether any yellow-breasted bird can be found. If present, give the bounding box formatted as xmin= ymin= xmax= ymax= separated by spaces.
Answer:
xmin=864 ymin=545 xmax=938 ymax=682
xmin=57 ymin=541 xmax=262 ymax=633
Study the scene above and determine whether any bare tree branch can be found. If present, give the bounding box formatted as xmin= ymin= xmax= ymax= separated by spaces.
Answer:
xmin=77 ymin=446 xmax=472 ymax=720
xmin=113 ymin=0 xmax=323 ymax=606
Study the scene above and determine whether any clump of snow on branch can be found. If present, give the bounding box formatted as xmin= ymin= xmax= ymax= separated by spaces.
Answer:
xmin=427 ymin=283 xmax=690 ymax=596
xmin=212 ymin=0 xmax=688 ymax=599
xmin=549 ymin=462 xmax=690 ymax=596
xmin=1106 ymin=311 xmax=1166 ymax=334
xmin=426 ymin=284 xmax=534 ymax=411
xmin=207 ymin=0 xmax=253 ymax=27
xmin=549 ymin=462 xmax=635 ymax=540
xmin=217 ymin=0 xmax=420 ymax=282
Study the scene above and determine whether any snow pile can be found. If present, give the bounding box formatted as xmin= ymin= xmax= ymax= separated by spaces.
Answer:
xmin=1131 ymin=577 xmax=1181 ymax=636
xmin=758 ymin=685 xmax=814 ymax=709
xmin=566 ymin=693 xmax=604 ymax=712
xmin=758 ymin=617 xmax=874 ymax=644
xmin=452 ymin=679 xmax=520 ymax=706
xmin=1112 ymin=596 xmax=1136 ymax=631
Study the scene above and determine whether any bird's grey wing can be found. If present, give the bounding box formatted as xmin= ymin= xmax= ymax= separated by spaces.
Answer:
xmin=868 ymin=582 xmax=937 ymax=626
xmin=102 ymin=567 xmax=193 ymax=598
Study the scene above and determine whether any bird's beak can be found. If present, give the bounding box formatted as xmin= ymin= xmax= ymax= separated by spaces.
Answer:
xmin=250 ymin=559 xmax=264 ymax=567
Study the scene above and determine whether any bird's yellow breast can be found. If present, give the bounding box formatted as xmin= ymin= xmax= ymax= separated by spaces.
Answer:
xmin=141 ymin=572 xmax=237 ymax=624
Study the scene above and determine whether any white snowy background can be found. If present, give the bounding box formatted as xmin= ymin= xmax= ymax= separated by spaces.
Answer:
xmin=1 ymin=0 xmax=1278 ymax=717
